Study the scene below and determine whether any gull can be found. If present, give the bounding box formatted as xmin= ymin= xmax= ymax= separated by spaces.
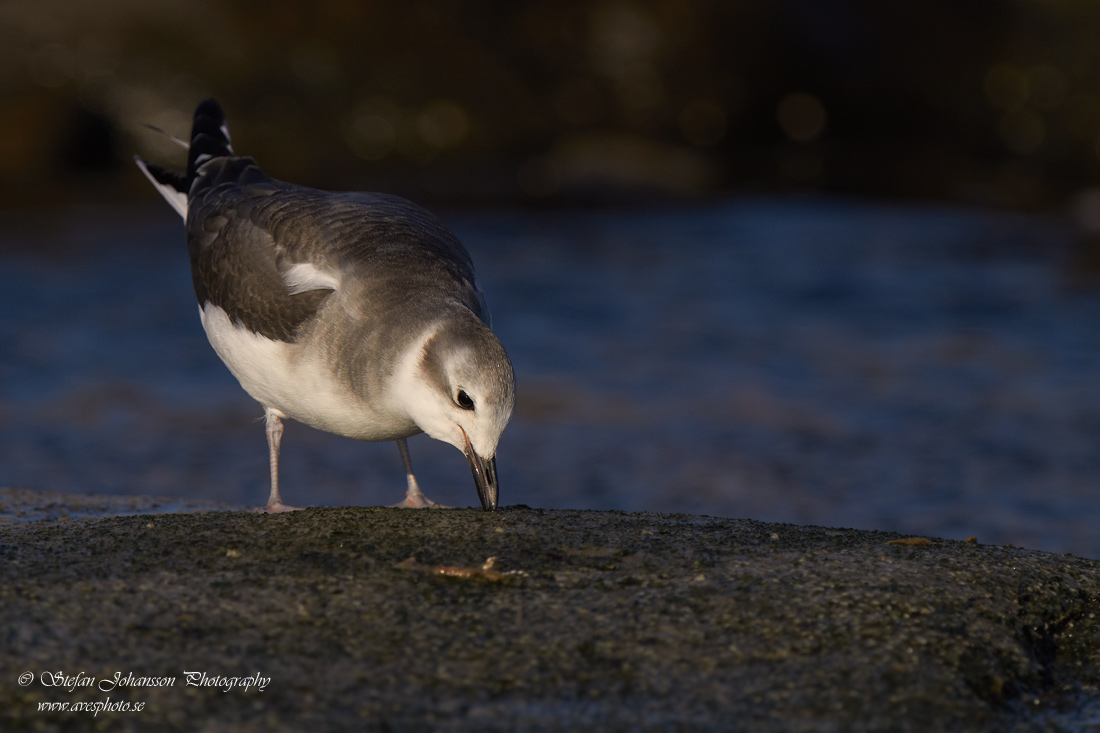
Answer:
xmin=135 ymin=99 xmax=514 ymax=511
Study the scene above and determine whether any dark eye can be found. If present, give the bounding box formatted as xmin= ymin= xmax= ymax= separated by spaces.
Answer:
xmin=456 ymin=390 xmax=475 ymax=410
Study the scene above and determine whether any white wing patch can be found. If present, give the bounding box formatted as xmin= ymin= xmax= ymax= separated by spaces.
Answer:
xmin=134 ymin=157 xmax=187 ymax=219
xmin=282 ymin=262 xmax=341 ymax=295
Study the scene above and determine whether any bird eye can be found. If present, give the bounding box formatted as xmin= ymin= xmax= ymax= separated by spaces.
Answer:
xmin=456 ymin=390 xmax=475 ymax=410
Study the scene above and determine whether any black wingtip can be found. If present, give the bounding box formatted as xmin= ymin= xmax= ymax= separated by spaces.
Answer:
xmin=187 ymin=98 xmax=233 ymax=183
xmin=136 ymin=157 xmax=188 ymax=192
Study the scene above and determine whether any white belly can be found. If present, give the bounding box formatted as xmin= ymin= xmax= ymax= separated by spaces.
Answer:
xmin=198 ymin=304 xmax=418 ymax=441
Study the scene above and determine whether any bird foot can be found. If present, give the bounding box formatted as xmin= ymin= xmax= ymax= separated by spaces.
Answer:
xmin=389 ymin=493 xmax=451 ymax=509
xmin=252 ymin=502 xmax=307 ymax=514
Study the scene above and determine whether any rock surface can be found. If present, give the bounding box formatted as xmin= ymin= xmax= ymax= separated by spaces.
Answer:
xmin=0 ymin=487 xmax=241 ymax=525
xmin=1 ymin=505 xmax=1098 ymax=732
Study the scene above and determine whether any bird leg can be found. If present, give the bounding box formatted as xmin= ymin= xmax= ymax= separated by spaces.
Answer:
xmin=390 ymin=438 xmax=447 ymax=508
xmin=253 ymin=409 xmax=304 ymax=513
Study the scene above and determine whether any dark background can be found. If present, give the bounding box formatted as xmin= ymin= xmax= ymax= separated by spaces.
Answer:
xmin=4 ymin=0 xmax=1100 ymax=211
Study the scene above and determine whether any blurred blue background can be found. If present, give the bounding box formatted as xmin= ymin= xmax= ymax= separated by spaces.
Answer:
xmin=3 ymin=1 xmax=1100 ymax=558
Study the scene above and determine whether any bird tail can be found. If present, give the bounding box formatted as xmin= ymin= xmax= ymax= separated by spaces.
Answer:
xmin=186 ymin=99 xmax=233 ymax=183
xmin=134 ymin=98 xmax=234 ymax=220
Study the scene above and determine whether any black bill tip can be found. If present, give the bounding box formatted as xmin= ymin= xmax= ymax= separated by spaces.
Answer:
xmin=461 ymin=429 xmax=498 ymax=511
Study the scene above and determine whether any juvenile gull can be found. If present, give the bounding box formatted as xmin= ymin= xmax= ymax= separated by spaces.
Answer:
xmin=135 ymin=99 xmax=515 ymax=511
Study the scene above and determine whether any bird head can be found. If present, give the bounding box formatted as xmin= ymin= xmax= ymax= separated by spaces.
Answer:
xmin=399 ymin=316 xmax=515 ymax=510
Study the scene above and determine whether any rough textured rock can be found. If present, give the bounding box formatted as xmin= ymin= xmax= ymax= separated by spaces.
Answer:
xmin=1 ymin=507 xmax=1098 ymax=732
xmin=0 ymin=487 xmax=240 ymax=524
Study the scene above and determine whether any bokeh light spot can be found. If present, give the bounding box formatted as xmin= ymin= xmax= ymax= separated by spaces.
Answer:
xmin=342 ymin=97 xmax=401 ymax=161
xmin=777 ymin=92 xmax=826 ymax=143
xmin=343 ymin=115 xmax=396 ymax=161
xmin=416 ymin=100 xmax=470 ymax=150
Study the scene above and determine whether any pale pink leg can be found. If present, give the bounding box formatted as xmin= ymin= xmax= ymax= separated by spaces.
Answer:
xmin=389 ymin=438 xmax=448 ymax=508
xmin=253 ymin=409 xmax=305 ymax=513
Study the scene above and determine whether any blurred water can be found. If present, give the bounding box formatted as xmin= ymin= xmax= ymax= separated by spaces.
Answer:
xmin=2 ymin=198 xmax=1099 ymax=559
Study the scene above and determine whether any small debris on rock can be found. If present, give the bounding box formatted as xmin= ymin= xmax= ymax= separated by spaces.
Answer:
xmin=887 ymin=537 xmax=933 ymax=546
xmin=396 ymin=555 xmax=525 ymax=582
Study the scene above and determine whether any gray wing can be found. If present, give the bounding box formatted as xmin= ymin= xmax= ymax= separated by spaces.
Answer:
xmin=185 ymin=158 xmax=487 ymax=342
